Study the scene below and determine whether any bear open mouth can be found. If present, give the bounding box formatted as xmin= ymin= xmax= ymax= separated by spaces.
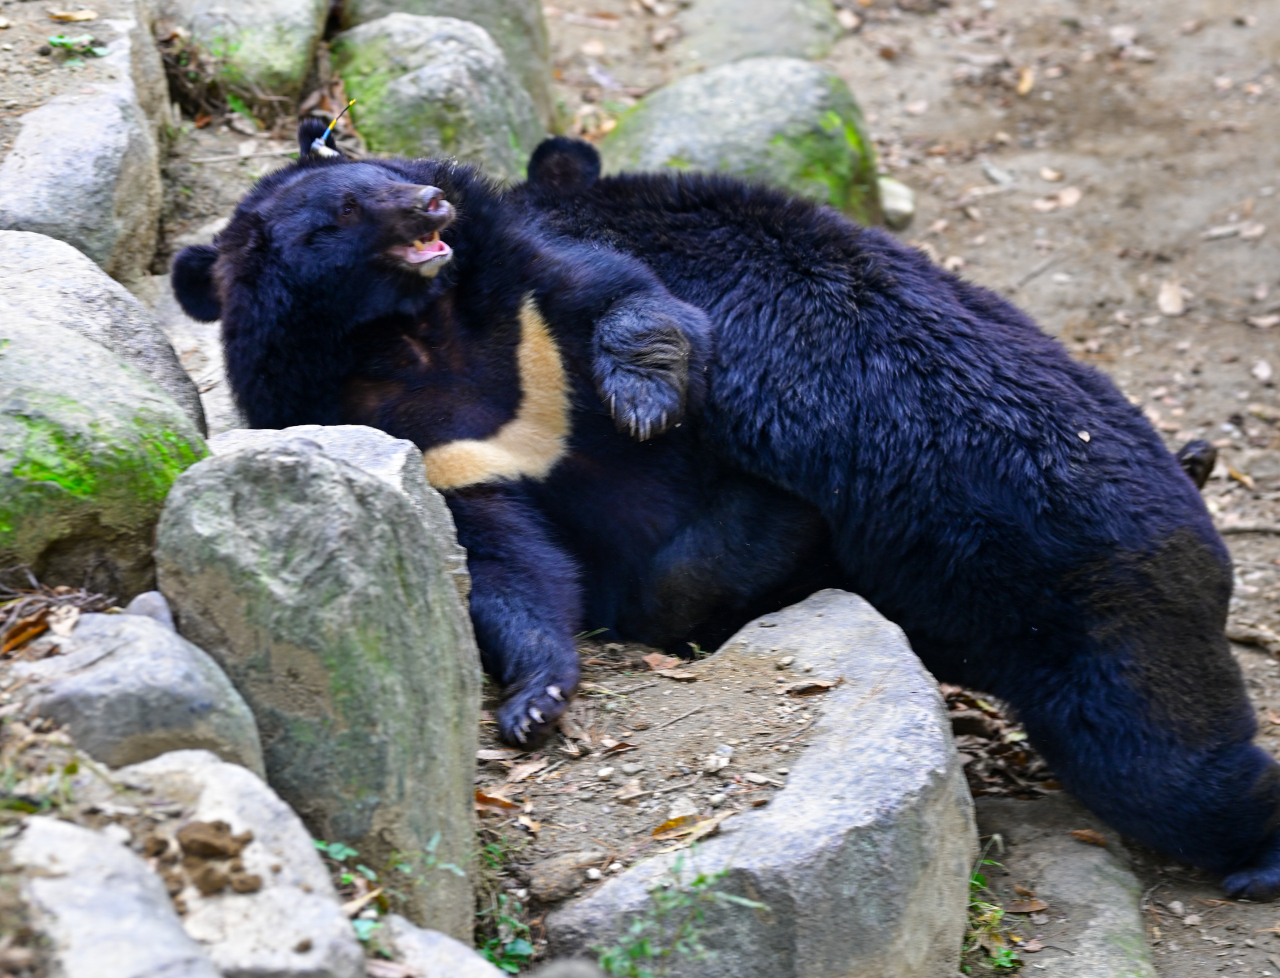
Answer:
xmin=389 ymin=231 xmax=452 ymax=266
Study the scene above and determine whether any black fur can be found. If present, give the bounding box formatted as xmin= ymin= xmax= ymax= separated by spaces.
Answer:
xmin=507 ymin=137 xmax=1280 ymax=901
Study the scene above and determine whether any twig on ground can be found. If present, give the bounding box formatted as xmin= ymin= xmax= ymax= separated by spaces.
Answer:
xmin=654 ymin=705 xmax=703 ymax=729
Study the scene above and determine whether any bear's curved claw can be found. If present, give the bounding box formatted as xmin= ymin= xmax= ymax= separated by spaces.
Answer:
xmin=497 ymin=675 xmax=576 ymax=747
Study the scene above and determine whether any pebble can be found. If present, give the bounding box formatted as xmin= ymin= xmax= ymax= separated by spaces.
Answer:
xmin=597 ymin=766 xmax=615 ymax=780
xmin=608 ymin=862 xmax=623 ymax=873
xmin=621 ymin=762 xmax=643 ymax=776
xmin=515 ymin=888 xmax=529 ymax=900
xmin=709 ymin=793 xmax=727 ymax=807
xmin=776 ymin=768 xmax=790 ymax=775
xmin=776 ymin=656 xmax=795 ymax=669
xmin=586 ymin=868 xmax=603 ymax=881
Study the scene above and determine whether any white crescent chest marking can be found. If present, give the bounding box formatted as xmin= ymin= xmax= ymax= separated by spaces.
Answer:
xmin=423 ymin=297 xmax=571 ymax=490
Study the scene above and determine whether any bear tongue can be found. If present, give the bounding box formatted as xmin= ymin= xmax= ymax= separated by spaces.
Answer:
xmin=392 ymin=238 xmax=452 ymax=264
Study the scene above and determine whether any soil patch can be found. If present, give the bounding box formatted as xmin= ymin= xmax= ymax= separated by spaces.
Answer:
xmin=473 ymin=639 xmax=827 ymax=920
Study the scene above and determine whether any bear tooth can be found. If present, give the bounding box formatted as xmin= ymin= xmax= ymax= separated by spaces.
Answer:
xmin=412 ymin=238 xmax=427 ymax=251
xmin=428 ymin=231 xmax=440 ymax=243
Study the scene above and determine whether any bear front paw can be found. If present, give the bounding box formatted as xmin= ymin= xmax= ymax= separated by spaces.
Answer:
xmin=498 ymin=680 xmax=573 ymax=746
xmin=597 ymin=362 xmax=687 ymax=442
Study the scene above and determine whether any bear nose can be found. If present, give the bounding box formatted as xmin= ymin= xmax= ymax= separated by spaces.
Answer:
xmin=417 ymin=186 xmax=445 ymax=213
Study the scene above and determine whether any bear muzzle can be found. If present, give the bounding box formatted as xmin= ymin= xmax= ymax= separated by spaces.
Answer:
xmin=381 ymin=185 xmax=455 ymax=276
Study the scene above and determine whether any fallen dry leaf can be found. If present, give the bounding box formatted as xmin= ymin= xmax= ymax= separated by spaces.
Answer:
xmin=1031 ymin=186 xmax=1082 ymax=213
xmin=46 ymin=606 xmax=78 ymax=638
xmin=781 ymin=678 xmax=841 ymax=696
xmin=1248 ymin=315 xmax=1280 ymax=329
xmin=1039 ymin=167 xmax=1064 ymax=182
xmin=366 ymin=962 xmax=416 ymax=978
xmin=49 ymin=8 xmax=98 ymax=19
xmin=603 ymin=741 xmax=638 ymax=754
xmin=643 ymin=652 xmax=682 ymax=671
xmin=614 ymin=779 xmax=647 ymax=801
xmin=1016 ymin=65 xmax=1035 ymax=96
xmin=1019 ymin=939 xmax=1045 ymax=953
xmin=1013 ymin=884 xmax=1035 ymax=897
xmin=517 ymin=814 xmax=541 ymax=834
xmin=1070 ymin=828 xmax=1107 ymax=847
xmin=477 ymin=748 xmax=522 ymax=762
xmin=1005 ymin=898 xmax=1049 ymax=913
xmin=652 ymin=814 xmax=698 ymax=838
xmin=1228 ymin=465 xmax=1257 ymax=490
xmin=657 ymin=669 xmax=698 ymax=682
xmin=340 ymin=887 xmax=383 ymax=917
xmin=558 ymin=715 xmax=592 ymax=744
xmin=475 ymin=787 xmax=521 ymax=815
xmin=507 ymin=758 xmax=549 ymax=782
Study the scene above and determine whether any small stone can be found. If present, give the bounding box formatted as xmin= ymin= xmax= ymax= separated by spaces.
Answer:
xmin=776 ymin=768 xmax=790 ymax=775
xmin=229 ymin=872 xmax=263 ymax=894
xmin=878 ymin=176 xmax=916 ymax=230
xmin=191 ymin=862 xmax=231 ymax=896
xmin=102 ymin=823 xmax=133 ymax=846
xmin=528 ymin=852 xmax=606 ymax=903
xmin=667 ymin=795 xmax=698 ymax=820
xmin=802 ymin=664 xmax=813 ymax=672
xmin=608 ymin=862 xmax=623 ymax=873
xmin=177 ymin=821 xmax=253 ymax=860
xmin=621 ymin=762 xmax=643 ymax=775
xmin=703 ymin=754 xmax=730 ymax=773
xmin=293 ymin=939 xmax=313 ymax=953
xmin=709 ymin=793 xmax=727 ymax=807
xmin=776 ymin=656 xmax=795 ymax=669
xmin=597 ymin=767 xmax=616 ymax=780
xmin=585 ymin=868 xmax=604 ymax=881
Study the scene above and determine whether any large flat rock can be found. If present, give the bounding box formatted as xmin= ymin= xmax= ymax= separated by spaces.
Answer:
xmin=208 ymin=425 xmax=469 ymax=600
xmin=0 ymin=232 xmax=205 ymax=434
xmin=975 ymin=794 xmax=1157 ymax=978
xmin=599 ymin=57 xmax=881 ymax=224
xmin=0 ymin=319 xmax=207 ymax=599
xmin=117 ymin=749 xmax=365 ymax=978
xmin=0 ymin=0 xmax=166 ymax=283
xmin=9 ymin=816 xmax=220 ymax=978
xmin=155 ymin=436 xmax=481 ymax=937
xmin=13 ymin=612 xmax=264 ymax=775
xmin=672 ymin=0 xmax=841 ymax=74
xmin=546 ymin=590 xmax=976 ymax=978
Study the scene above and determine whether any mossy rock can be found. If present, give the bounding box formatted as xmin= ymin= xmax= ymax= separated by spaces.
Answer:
xmin=332 ymin=14 xmax=545 ymax=182
xmin=0 ymin=321 xmax=207 ymax=599
xmin=673 ymin=0 xmax=842 ymax=73
xmin=340 ymin=0 xmax=554 ymax=130
xmin=599 ymin=57 xmax=882 ymax=225
xmin=158 ymin=0 xmax=328 ymax=98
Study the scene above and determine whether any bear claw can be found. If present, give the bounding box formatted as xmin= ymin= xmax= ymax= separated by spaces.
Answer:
xmin=548 ymin=685 xmax=564 ymax=701
xmin=530 ymin=707 xmax=544 ymax=723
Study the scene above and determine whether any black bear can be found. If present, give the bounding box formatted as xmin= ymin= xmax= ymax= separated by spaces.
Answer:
xmin=172 ymin=120 xmax=833 ymax=750
xmin=505 ymin=137 xmax=1280 ymax=900
xmin=172 ymin=118 xmax=1280 ymax=902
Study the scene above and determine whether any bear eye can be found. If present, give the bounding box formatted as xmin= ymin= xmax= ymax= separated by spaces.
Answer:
xmin=340 ymin=201 xmax=357 ymax=216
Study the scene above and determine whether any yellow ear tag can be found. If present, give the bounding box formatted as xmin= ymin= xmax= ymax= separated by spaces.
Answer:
xmin=310 ymin=99 xmax=356 ymax=158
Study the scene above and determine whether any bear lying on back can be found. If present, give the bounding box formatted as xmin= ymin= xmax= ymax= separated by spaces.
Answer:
xmin=507 ymin=137 xmax=1280 ymax=901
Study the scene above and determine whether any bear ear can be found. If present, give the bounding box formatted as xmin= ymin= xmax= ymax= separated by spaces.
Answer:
xmin=298 ymin=117 xmax=341 ymax=159
xmin=527 ymin=137 xmax=601 ymax=194
xmin=172 ymin=244 xmax=222 ymax=322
